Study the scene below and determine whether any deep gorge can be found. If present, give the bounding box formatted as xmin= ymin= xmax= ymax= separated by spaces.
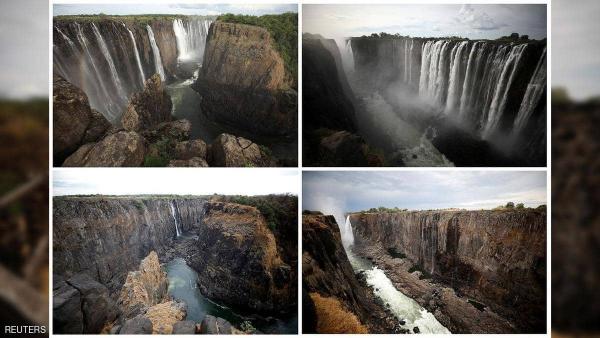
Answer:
xmin=53 ymin=14 xmax=298 ymax=166
xmin=53 ymin=195 xmax=297 ymax=334
xmin=303 ymin=34 xmax=546 ymax=166
xmin=303 ymin=208 xmax=546 ymax=333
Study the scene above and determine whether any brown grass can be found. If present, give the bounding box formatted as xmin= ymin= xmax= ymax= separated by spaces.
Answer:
xmin=309 ymin=292 xmax=368 ymax=334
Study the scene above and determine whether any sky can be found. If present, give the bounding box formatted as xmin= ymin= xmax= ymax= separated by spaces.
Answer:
xmin=303 ymin=4 xmax=546 ymax=40
xmin=303 ymin=171 xmax=546 ymax=225
xmin=54 ymin=3 xmax=297 ymax=16
xmin=53 ymin=169 xmax=298 ymax=196
xmin=0 ymin=0 xmax=48 ymax=99
xmin=552 ymin=0 xmax=600 ymax=100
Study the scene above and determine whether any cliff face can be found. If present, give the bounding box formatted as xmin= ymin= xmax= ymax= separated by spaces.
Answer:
xmin=302 ymin=213 xmax=393 ymax=333
xmin=194 ymin=21 xmax=297 ymax=136
xmin=349 ymin=209 xmax=546 ymax=331
xmin=53 ymin=197 xmax=297 ymax=316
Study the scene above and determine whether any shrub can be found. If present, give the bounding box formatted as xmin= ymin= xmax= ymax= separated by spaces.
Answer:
xmin=309 ymin=293 xmax=368 ymax=333
xmin=505 ymin=202 xmax=515 ymax=209
xmin=516 ymin=203 xmax=525 ymax=209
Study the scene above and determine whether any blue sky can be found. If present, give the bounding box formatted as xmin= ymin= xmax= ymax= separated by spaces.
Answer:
xmin=0 ymin=0 xmax=48 ymax=99
xmin=303 ymin=171 xmax=546 ymax=225
xmin=552 ymin=0 xmax=600 ymax=100
xmin=303 ymin=4 xmax=546 ymax=40
xmin=54 ymin=4 xmax=297 ymax=16
xmin=54 ymin=169 xmax=298 ymax=196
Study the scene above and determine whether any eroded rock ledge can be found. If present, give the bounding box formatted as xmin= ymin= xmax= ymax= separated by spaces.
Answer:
xmin=53 ymin=75 xmax=278 ymax=167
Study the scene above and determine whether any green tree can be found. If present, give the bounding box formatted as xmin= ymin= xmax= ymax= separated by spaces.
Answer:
xmin=516 ymin=203 xmax=525 ymax=209
xmin=505 ymin=202 xmax=515 ymax=209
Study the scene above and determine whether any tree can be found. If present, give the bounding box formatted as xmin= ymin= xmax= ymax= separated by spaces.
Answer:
xmin=516 ymin=203 xmax=525 ymax=209
xmin=505 ymin=202 xmax=515 ymax=209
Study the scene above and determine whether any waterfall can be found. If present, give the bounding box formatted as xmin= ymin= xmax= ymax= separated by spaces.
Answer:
xmin=173 ymin=18 xmax=212 ymax=64
xmin=334 ymin=38 xmax=355 ymax=75
xmin=147 ymin=25 xmax=166 ymax=81
xmin=513 ymin=47 xmax=546 ymax=134
xmin=341 ymin=215 xmax=355 ymax=247
xmin=445 ymin=41 xmax=469 ymax=114
xmin=482 ymin=43 xmax=527 ymax=138
xmin=72 ymin=23 xmax=120 ymax=121
xmin=170 ymin=202 xmax=181 ymax=237
xmin=125 ymin=24 xmax=146 ymax=88
xmin=91 ymin=23 xmax=127 ymax=102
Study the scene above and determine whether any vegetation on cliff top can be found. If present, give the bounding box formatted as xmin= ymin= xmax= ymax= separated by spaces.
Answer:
xmin=217 ymin=13 xmax=298 ymax=86
xmin=54 ymin=14 xmax=215 ymax=27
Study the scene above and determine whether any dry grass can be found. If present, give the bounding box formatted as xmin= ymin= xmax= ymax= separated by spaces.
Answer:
xmin=309 ymin=292 xmax=368 ymax=334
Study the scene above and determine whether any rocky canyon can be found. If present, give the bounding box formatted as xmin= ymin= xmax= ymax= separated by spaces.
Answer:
xmin=302 ymin=208 xmax=546 ymax=334
xmin=53 ymin=195 xmax=298 ymax=334
xmin=53 ymin=13 xmax=297 ymax=167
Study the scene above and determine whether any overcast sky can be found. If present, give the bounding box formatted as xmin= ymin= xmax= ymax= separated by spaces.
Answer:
xmin=54 ymin=169 xmax=298 ymax=196
xmin=54 ymin=3 xmax=297 ymax=16
xmin=553 ymin=0 xmax=600 ymax=100
xmin=303 ymin=171 xmax=546 ymax=225
xmin=0 ymin=0 xmax=48 ymax=99
xmin=303 ymin=4 xmax=546 ymax=40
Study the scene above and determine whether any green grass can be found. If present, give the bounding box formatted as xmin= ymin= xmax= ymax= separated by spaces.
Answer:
xmin=217 ymin=12 xmax=298 ymax=88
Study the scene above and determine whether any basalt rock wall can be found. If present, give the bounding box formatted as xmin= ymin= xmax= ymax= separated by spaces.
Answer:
xmin=349 ymin=209 xmax=546 ymax=330
xmin=194 ymin=21 xmax=297 ymax=137
xmin=53 ymin=196 xmax=207 ymax=292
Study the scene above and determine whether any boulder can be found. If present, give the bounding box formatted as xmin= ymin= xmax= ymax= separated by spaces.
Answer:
xmin=200 ymin=315 xmax=234 ymax=334
xmin=318 ymin=130 xmax=372 ymax=166
xmin=144 ymin=300 xmax=186 ymax=334
xmin=119 ymin=315 xmax=153 ymax=334
xmin=62 ymin=131 xmax=146 ymax=167
xmin=66 ymin=273 xmax=118 ymax=333
xmin=117 ymin=251 xmax=168 ymax=319
xmin=53 ymin=280 xmax=83 ymax=333
xmin=52 ymin=75 xmax=92 ymax=164
xmin=141 ymin=119 xmax=191 ymax=144
xmin=122 ymin=74 xmax=173 ymax=132
xmin=210 ymin=133 xmax=276 ymax=167
xmin=167 ymin=157 xmax=209 ymax=167
xmin=172 ymin=320 xmax=197 ymax=334
xmin=82 ymin=109 xmax=111 ymax=144
xmin=174 ymin=139 xmax=208 ymax=160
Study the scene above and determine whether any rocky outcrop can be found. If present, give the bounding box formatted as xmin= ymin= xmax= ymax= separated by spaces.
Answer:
xmin=199 ymin=315 xmax=235 ymax=334
xmin=210 ymin=133 xmax=276 ymax=167
xmin=119 ymin=315 xmax=153 ymax=334
xmin=302 ymin=213 xmax=394 ymax=333
xmin=194 ymin=21 xmax=297 ymax=136
xmin=117 ymin=251 xmax=168 ymax=318
xmin=349 ymin=209 xmax=546 ymax=332
xmin=318 ymin=130 xmax=382 ymax=166
xmin=53 ymin=75 xmax=111 ymax=165
xmin=62 ymin=131 xmax=146 ymax=167
xmin=186 ymin=202 xmax=296 ymax=313
xmin=121 ymin=74 xmax=172 ymax=132
xmin=52 ymin=273 xmax=118 ymax=334
xmin=302 ymin=38 xmax=356 ymax=133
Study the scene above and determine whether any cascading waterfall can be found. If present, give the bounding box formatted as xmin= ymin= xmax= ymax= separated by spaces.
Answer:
xmin=54 ymin=16 xmax=214 ymax=124
xmin=91 ymin=23 xmax=127 ymax=102
xmin=173 ymin=18 xmax=212 ymax=64
xmin=341 ymin=215 xmax=355 ymax=247
xmin=146 ymin=25 xmax=166 ymax=81
xmin=125 ymin=24 xmax=146 ymax=88
xmin=513 ymin=47 xmax=546 ymax=134
xmin=169 ymin=201 xmax=181 ymax=237
xmin=351 ymin=37 xmax=546 ymax=142
xmin=334 ymin=38 xmax=355 ymax=75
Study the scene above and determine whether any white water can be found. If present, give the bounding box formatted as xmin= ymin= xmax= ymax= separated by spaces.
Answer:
xmin=91 ymin=23 xmax=127 ymax=102
xmin=513 ymin=47 xmax=546 ymax=134
xmin=147 ymin=25 xmax=166 ymax=81
xmin=335 ymin=38 xmax=355 ymax=75
xmin=342 ymin=217 xmax=449 ymax=333
xmin=173 ymin=18 xmax=212 ymax=64
xmin=170 ymin=202 xmax=181 ymax=237
xmin=125 ymin=24 xmax=146 ymax=88
xmin=365 ymin=267 xmax=450 ymax=334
